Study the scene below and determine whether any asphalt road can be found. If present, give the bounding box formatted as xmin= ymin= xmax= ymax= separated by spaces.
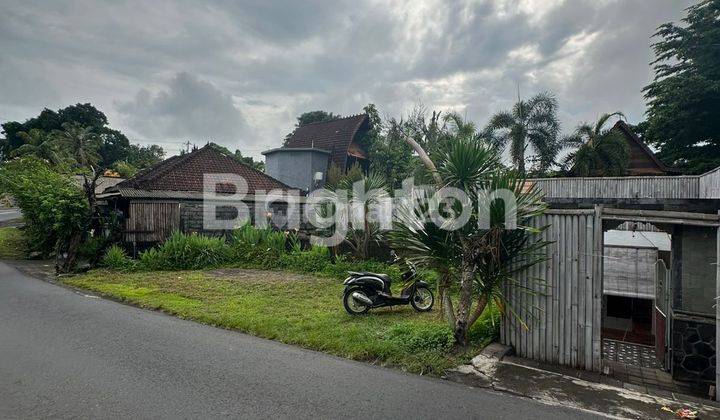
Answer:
xmin=0 ymin=262 xmax=601 ymax=419
xmin=0 ymin=208 xmax=21 ymax=223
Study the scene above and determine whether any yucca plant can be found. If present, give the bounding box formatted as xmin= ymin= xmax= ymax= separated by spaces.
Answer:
xmin=392 ymin=118 xmax=549 ymax=346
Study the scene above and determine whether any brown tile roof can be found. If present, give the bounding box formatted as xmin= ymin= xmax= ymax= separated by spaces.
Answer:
xmin=284 ymin=114 xmax=368 ymax=170
xmin=112 ymin=144 xmax=297 ymax=195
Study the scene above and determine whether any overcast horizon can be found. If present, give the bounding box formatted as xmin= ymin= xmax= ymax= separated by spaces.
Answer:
xmin=0 ymin=0 xmax=694 ymax=159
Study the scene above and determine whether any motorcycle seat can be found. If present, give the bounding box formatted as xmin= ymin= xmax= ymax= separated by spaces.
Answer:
xmin=348 ymin=272 xmax=391 ymax=283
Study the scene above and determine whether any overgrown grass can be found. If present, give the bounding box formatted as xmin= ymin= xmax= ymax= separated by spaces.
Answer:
xmin=64 ymin=269 xmax=499 ymax=374
xmin=0 ymin=227 xmax=27 ymax=259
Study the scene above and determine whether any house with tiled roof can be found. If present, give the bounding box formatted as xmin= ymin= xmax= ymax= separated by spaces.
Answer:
xmin=262 ymin=114 xmax=370 ymax=191
xmin=101 ymin=144 xmax=301 ymax=245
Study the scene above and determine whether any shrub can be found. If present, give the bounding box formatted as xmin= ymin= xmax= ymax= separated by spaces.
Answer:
xmin=77 ymin=235 xmax=107 ymax=263
xmin=0 ymin=157 xmax=88 ymax=256
xmin=387 ymin=323 xmax=455 ymax=353
xmin=138 ymin=247 xmax=164 ymax=271
xmin=101 ymin=245 xmax=135 ymax=271
xmin=138 ymin=232 xmax=231 ymax=270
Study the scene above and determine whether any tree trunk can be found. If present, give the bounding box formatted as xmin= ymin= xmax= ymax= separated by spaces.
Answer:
xmin=59 ymin=231 xmax=83 ymax=273
xmin=454 ymin=254 xmax=476 ymax=346
xmin=440 ymin=282 xmax=456 ymax=326
xmin=467 ymin=294 xmax=488 ymax=327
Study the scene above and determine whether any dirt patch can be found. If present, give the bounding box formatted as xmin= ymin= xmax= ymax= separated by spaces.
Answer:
xmin=4 ymin=259 xmax=56 ymax=282
xmin=206 ymin=268 xmax=324 ymax=283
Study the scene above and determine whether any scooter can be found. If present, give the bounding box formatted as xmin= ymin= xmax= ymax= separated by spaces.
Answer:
xmin=342 ymin=257 xmax=434 ymax=315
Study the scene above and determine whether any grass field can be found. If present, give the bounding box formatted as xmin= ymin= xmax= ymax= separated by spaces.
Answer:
xmin=0 ymin=227 xmax=27 ymax=259
xmin=64 ymin=268 xmax=498 ymax=374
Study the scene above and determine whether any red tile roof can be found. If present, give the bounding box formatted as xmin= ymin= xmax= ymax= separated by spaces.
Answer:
xmin=284 ymin=114 xmax=368 ymax=170
xmin=114 ymin=144 xmax=297 ymax=194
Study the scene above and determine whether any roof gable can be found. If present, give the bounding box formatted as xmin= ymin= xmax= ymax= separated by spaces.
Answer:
xmin=284 ymin=114 xmax=368 ymax=170
xmin=114 ymin=145 xmax=296 ymax=194
xmin=612 ymin=121 xmax=679 ymax=175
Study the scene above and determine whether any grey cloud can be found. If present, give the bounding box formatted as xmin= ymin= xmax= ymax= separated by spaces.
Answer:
xmin=116 ymin=72 xmax=249 ymax=148
xmin=0 ymin=0 xmax=697 ymax=159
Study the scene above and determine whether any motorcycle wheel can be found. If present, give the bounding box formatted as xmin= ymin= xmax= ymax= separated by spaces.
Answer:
xmin=411 ymin=285 xmax=434 ymax=312
xmin=343 ymin=287 xmax=371 ymax=315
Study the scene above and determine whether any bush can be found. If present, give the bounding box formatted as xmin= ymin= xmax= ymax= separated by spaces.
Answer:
xmin=0 ymin=157 xmax=88 ymax=256
xmin=137 ymin=232 xmax=231 ymax=271
xmin=77 ymin=235 xmax=107 ymax=263
xmin=101 ymin=245 xmax=135 ymax=271
xmin=387 ymin=323 xmax=455 ymax=353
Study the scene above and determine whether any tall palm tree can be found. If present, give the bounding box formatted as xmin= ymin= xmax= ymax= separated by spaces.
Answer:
xmin=562 ymin=112 xmax=629 ymax=177
xmin=51 ymin=122 xmax=101 ymax=169
xmin=485 ymin=92 xmax=561 ymax=174
xmin=391 ymin=129 xmax=549 ymax=346
xmin=9 ymin=129 xmax=65 ymax=165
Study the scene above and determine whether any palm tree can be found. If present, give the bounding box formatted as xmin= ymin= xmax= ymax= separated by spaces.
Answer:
xmin=10 ymin=129 xmax=64 ymax=165
xmin=51 ymin=122 xmax=101 ymax=169
xmin=392 ymin=123 xmax=549 ymax=346
xmin=485 ymin=92 xmax=561 ymax=174
xmin=562 ymin=112 xmax=629 ymax=177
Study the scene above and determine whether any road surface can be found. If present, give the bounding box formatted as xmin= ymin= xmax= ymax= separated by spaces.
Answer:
xmin=0 ymin=208 xmax=21 ymax=223
xmin=0 ymin=262 xmax=601 ymax=419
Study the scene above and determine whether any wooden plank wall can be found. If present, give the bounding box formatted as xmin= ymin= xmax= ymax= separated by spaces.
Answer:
xmin=699 ymin=167 xmax=720 ymax=199
xmin=501 ymin=209 xmax=603 ymax=371
xmin=531 ymin=176 xmax=700 ymax=199
xmin=125 ymin=201 xmax=181 ymax=242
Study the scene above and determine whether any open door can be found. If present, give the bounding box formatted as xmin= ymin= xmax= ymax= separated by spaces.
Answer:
xmin=654 ymin=259 xmax=671 ymax=370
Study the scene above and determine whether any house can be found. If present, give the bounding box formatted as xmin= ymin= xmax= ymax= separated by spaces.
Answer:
xmin=612 ymin=120 xmax=680 ymax=176
xmin=262 ymin=114 xmax=370 ymax=191
xmin=505 ymin=168 xmax=720 ymax=395
xmin=100 ymin=144 xmax=301 ymax=246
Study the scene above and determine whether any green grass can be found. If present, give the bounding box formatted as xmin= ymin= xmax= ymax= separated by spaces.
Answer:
xmin=0 ymin=227 xmax=27 ymax=259
xmin=63 ymin=269 xmax=499 ymax=374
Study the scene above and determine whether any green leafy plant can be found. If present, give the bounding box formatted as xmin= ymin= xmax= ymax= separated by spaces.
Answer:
xmin=101 ymin=245 xmax=136 ymax=271
xmin=0 ymin=157 xmax=88 ymax=257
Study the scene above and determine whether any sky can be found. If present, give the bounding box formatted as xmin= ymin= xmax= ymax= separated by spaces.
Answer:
xmin=0 ymin=0 xmax=694 ymax=159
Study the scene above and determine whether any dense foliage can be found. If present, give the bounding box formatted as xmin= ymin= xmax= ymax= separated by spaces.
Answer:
xmin=562 ymin=113 xmax=630 ymax=177
xmin=0 ymin=103 xmax=164 ymax=173
xmin=389 ymin=117 xmax=549 ymax=345
xmin=101 ymin=228 xmax=404 ymax=282
xmin=0 ymin=157 xmax=88 ymax=256
xmin=643 ymin=0 xmax=720 ymax=174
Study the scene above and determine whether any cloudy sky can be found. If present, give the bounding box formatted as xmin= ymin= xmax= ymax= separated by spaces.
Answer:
xmin=0 ymin=0 xmax=693 ymax=159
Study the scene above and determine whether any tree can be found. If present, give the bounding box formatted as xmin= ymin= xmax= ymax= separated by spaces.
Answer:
xmin=51 ymin=122 xmax=102 ymax=169
xmin=391 ymin=121 xmax=548 ymax=346
xmin=9 ymin=129 xmax=65 ymax=165
xmin=0 ymin=157 xmax=88 ymax=260
xmin=643 ymin=0 xmax=720 ymax=174
xmin=295 ymin=110 xmax=341 ymax=127
xmin=125 ymin=144 xmax=164 ymax=169
xmin=562 ymin=112 xmax=630 ymax=177
xmin=485 ymin=92 xmax=561 ymax=174
xmin=1 ymin=103 xmax=163 ymax=171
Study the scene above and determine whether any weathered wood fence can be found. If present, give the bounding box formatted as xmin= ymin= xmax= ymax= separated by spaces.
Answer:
xmin=501 ymin=208 xmax=603 ymax=371
xmin=531 ymin=167 xmax=720 ymax=199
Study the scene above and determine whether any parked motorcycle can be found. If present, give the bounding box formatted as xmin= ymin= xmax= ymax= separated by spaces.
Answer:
xmin=342 ymin=257 xmax=434 ymax=315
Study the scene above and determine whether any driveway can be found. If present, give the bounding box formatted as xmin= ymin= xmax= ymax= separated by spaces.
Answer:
xmin=0 ymin=262 xmax=601 ymax=419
